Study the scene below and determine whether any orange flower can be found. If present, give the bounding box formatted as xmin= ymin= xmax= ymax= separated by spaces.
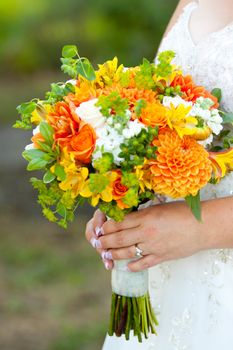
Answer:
xmin=139 ymin=102 xmax=168 ymax=128
xmin=47 ymin=101 xmax=80 ymax=146
xmin=112 ymin=170 xmax=129 ymax=209
xmin=148 ymin=130 xmax=212 ymax=198
xmin=69 ymin=124 xmax=96 ymax=164
xmin=171 ymin=74 xmax=219 ymax=108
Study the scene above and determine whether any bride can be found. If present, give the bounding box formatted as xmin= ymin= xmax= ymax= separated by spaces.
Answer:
xmin=85 ymin=0 xmax=233 ymax=348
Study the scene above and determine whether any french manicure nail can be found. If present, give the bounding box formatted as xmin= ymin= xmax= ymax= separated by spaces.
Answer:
xmin=90 ymin=237 xmax=102 ymax=249
xmin=104 ymin=260 xmax=111 ymax=270
xmin=101 ymin=251 xmax=113 ymax=260
xmin=95 ymin=226 xmax=103 ymax=237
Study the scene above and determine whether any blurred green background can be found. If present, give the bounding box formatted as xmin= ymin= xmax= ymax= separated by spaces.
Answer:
xmin=0 ymin=0 xmax=177 ymax=349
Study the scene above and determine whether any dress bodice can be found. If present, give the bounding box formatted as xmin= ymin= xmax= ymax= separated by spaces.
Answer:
xmin=158 ymin=1 xmax=233 ymax=201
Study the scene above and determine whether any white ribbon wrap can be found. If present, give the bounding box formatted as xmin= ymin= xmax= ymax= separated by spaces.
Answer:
xmin=111 ymin=259 xmax=148 ymax=297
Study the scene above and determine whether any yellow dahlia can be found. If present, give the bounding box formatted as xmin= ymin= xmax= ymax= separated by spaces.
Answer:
xmin=149 ymin=130 xmax=212 ymax=198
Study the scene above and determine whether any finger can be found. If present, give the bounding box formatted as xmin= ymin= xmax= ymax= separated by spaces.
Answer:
xmin=85 ymin=218 xmax=94 ymax=242
xmin=85 ymin=219 xmax=114 ymax=270
xmin=102 ymin=245 xmax=138 ymax=261
xmin=102 ymin=211 xmax=141 ymax=235
xmin=127 ymin=255 xmax=162 ymax=272
xmin=102 ymin=259 xmax=114 ymax=270
xmin=102 ymin=241 xmax=153 ymax=261
xmin=85 ymin=218 xmax=103 ymax=253
xmin=99 ymin=227 xmax=143 ymax=250
xmin=93 ymin=209 xmax=107 ymax=237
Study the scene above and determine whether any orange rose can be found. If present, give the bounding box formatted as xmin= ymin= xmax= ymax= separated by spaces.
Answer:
xmin=47 ymin=101 xmax=80 ymax=146
xmin=69 ymin=124 xmax=96 ymax=164
xmin=112 ymin=170 xmax=129 ymax=209
xmin=140 ymin=102 xmax=168 ymax=128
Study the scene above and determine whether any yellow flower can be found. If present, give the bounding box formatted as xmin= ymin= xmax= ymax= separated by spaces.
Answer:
xmin=95 ymin=57 xmax=124 ymax=87
xmin=166 ymin=103 xmax=198 ymax=138
xmin=59 ymin=166 xmax=89 ymax=198
xmin=135 ymin=164 xmax=151 ymax=192
xmin=209 ymin=148 xmax=233 ymax=181
xmin=31 ymin=104 xmax=52 ymax=125
xmin=58 ymin=148 xmax=89 ymax=198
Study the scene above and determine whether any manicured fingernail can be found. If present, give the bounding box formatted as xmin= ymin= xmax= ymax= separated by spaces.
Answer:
xmin=101 ymin=251 xmax=113 ymax=260
xmin=90 ymin=238 xmax=102 ymax=249
xmin=104 ymin=260 xmax=111 ymax=270
xmin=95 ymin=226 xmax=103 ymax=237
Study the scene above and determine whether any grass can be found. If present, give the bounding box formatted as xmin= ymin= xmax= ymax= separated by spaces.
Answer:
xmin=0 ymin=213 xmax=111 ymax=350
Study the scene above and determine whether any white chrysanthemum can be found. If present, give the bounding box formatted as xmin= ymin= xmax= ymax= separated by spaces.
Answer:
xmin=75 ymin=98 xmax=106 ymax=129
xmin=162 ymin=95 xmax=193 ymax=109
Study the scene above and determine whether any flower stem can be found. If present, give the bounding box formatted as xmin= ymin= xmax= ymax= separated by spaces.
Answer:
xmin=108 ymin=292 xmax=158 ymax=342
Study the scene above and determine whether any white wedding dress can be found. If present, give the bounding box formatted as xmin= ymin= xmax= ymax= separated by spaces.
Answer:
xmin=103 ymin=2 xmax=233 ymax=349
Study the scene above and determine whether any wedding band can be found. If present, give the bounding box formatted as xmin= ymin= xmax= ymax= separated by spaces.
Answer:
xmin=135 ymin=244 xmax=143 ymax=258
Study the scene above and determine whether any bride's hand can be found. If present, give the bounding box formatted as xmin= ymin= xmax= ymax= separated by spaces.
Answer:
xmin=86 ymin=202 xmax=207 ymax=272
xmin=85 ymin=209 xmax=114 ymax=270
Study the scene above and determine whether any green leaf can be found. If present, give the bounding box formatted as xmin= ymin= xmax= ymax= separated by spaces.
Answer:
xmin=37 ymin=141 xmax=52 ymax=153
xmin=62 ymin=45 xmax=78 ymax=58
xmin=43 ymin=170 xmax=56 ymax=184
xmin=17 ymin=102 xmax=37 ymax=115
xmin=76 ymin=58 xmax=96 ymax=81
xmin=222 ymin=112 xmax=233 ymax=124
xmin=135 ymin=99 xmax=147 ymax=117
xmin=22 ymin=149 xmax=52 ymax=162
xmin=27 ymin=158 xmax=48 ymax=171
xmin=211 ymin=88 xmax=222 ymax=103
xmin=57 ymin=203 xmax=67 ymax=218
xmin=185 ymin=192 xmax=202 ymax=221
xmin=39 ymin=122 xmax=54 ymax=145
xmin=89 ymin=174 xmax=109 ymax=193
xmin=54 ymin=164 xmax=66 ymax=181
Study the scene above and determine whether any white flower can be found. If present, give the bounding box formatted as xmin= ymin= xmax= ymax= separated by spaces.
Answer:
xmin=75 ymin=98 xmax=106 ymax=129
xmin=208 ymin=109 xmax=223 ymax=135
xmin=162 ymin=95 xmax=193 ymax=109
xmin=190 ymin=100 xmax=223 ymax=136
xmin=195 ymin=97 xmax=214 ymax=109
xmin=25 ymin=143 xmax=35 ymax=150
xmin=33 ymin=125 xmax=40 ymax=136
xmin=122 ymin=120 xmax=146 ymax=139
xmin=190 ymin=106 xmax=211 ymax=120
xmin=65 ymin=79 xmax=77 ymax=86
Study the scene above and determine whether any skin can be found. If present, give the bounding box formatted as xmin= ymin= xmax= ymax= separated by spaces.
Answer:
xmin=85 ymin=0 xmax=233 ymax=272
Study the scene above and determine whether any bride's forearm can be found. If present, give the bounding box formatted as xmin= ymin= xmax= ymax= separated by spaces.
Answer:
xmin=200 ymin=196 xmax=233 ymax=250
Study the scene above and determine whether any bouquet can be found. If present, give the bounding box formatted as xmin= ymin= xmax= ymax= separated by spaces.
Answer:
xmin=14 ymin=45 xmax=233 ymax=342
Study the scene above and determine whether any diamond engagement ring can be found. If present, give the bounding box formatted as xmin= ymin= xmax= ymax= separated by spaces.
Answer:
xmin=135 ymin=244 xmax=143 ymax=258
